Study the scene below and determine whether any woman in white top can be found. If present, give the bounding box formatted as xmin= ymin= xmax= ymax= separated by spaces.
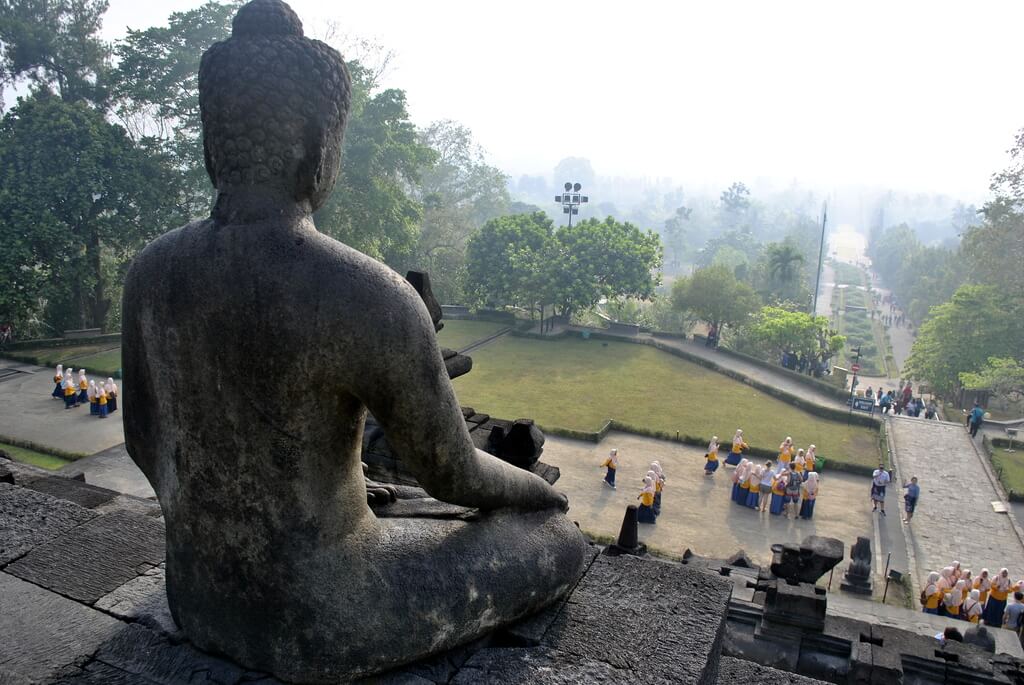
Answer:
xmin=963 ymin=589 xmax=984 ymax=623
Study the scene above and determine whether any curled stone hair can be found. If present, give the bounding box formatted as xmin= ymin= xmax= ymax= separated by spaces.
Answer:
xmin=198 ymin=0 xmax=351 ymax=210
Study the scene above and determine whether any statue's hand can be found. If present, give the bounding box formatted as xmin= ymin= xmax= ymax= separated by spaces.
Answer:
xmin=366 ymin=481 xmax=398 ymax=506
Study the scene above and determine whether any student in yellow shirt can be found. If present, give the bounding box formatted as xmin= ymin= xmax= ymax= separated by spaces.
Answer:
xmin=62 ymin=370 xmax=77 ymax=409
xmin=964 ymin=589 xmax=984 ymax=624
xmin=77 ymin=369 xmax=89 ymax=405
xmin=650 ymin=462 xmax=665 ymax=515
xmin=793 ymin=448 xmax=806 ymax=475
xmin=52 ymin=364 xmax=64 ymax=399
xmin=87 ymin=380 xmax=98 ymax=415
xmin=97 ymin=385 xmax=109 ymax=418
xmin=637 ymin=476 xmax=657 ymax=524
xmin=744 ymin=464 xmax=762 ymax=508
xmin=105 ymin=378 xmax=118 ymax=413
xmin=983 ymin=568 xmax=1013 ymax=626
xmin=922 ymin=572 xmax=941 ymax=615
xmin=778 ymin=436 xmax=794 ymax=465
xmin=725 ymin=429 xmax=747 ymax=466
xmin=600 ymin=449 xmax=619 ymax=489
xmin=704 ymin=436 xmax=720 ymax=475
xmin=974 ymin=569 xmax=992 ymax=605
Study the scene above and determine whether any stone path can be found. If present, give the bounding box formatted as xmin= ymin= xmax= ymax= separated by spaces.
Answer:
xmin=887 ymin=416 xmax=1024 ymax=585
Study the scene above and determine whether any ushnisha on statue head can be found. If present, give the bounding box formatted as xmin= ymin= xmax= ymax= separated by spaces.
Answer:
xmin=198 ymin=0 xmax=350 ymax=218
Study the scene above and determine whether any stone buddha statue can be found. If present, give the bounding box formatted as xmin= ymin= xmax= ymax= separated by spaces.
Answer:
xmin=121 ymin=1 xmax=588 ymax=681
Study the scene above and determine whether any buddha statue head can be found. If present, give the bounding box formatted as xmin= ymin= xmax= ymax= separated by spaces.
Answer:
xmin=198 ymin=0 xmax=350 ymax=213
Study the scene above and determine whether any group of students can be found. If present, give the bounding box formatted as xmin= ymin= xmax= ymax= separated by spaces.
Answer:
xmin=598 ymin=449 xmax=667 ymax=525
xmin=867 ymin=382 xmax=936 ymax=419
xmin=51 ymin=364 xmax=118 ymax=418
xmin=921 ymin=564 xmax=1024 ymax=630
xmin=707 ymin=432 xmax=821 ymax=519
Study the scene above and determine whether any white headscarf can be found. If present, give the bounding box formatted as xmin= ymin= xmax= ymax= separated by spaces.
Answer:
xmin=946 ymin=581 xmax=966 ymax=607
xmin=995 ymin=568 xmax=1012 ymax=592
xmin=733 ymin=429 xmax=744 ymax=445
xmin=78 ymin=368 xmax=86 ymax=380
xmin=804 ymin=471 xmax=819 ymax=496
xmin=650 ymin=461 xmax=664 ymax=481
xmin=87 ymin=380 xmax=97 ymax=400
xmin=641 ymin=476 xmax=655 ymax=495
xmin=708 ymin=436 xmax=719 ymax=453
xmin=926 ymin=571 xmax=940 ymax=593
xmin=106 ymin=377 xmax=117 ymax=395
xmin=806 ymin=444 xmax=817 ymax=461
xmin=55 ymin=363 xmax=63 ymax=377
xmin=645 ymin=469 xmax=658 ymax=485
xmin=748 ymin=464 xmax=763 ymax=484
xmin=735 ymin=459 xmax=750 ymax=482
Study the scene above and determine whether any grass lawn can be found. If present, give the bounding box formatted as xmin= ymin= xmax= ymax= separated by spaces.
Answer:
xmin=0 ymin=442 xmax=71 ymax=470
xmin=436 ymin=319 xmax=510 ymax=351
xmin=9 ymin=343 xmax=113 ymax=365
xmin=453 ymin=336 xmax=880 ymax=468
xmin=991 ymin=450 xmax=1024 ymax=497
xmin=69 ymin=349 xmax=122 ymax=376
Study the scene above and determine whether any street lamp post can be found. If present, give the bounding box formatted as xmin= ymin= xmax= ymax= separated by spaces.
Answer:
xmin=555 ymin=181 xmax=588 ymax=228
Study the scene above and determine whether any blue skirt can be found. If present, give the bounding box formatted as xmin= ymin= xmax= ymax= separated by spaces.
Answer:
xmin=99 ymin=403 xmax=108 ymax=418
xmin=604 ymin=468 xmax=616 ymax=487
xmin=770 ymin=493 xmax=785 ymax=515
xmin=704 ymin=459 xmax=719 ymax=473
xmin=724 ymin=451 xmax=742 ymax=466
xmin=109 ymin=396 xmax=117 ymax=412
xmin=800 ymin=498 xmax=816 ymax=519
xmin=983 ymin=597 xmax=1006 ymax=626
xmin=78 ymin=389 xmax=88 ymax=403
xmin=63 ymin=393 xmax=76 ymax=408
xmin=52 ymin=382 xmax=62 ymax=398
xmin=923 ymin=607 xmax=938 ymax=615
xmin=638 ymin=504 xmax=657 ymax=524
xmin=90 ymin=401 xmax=98 ymax=415
xmin=745 ymin=488 xmax=759 ymax=508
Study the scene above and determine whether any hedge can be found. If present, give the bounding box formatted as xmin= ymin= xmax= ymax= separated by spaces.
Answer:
xmin=3 ymin=332 xmax=121 ymax=351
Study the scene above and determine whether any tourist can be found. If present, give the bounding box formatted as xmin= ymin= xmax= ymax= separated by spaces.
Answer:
xmin=758 ymin=461 xmax=774 ymax=512
xmin=975 ymin=569 xmax=992 ymax=605
xmin=778 ymin=437 xmax=794 ymax=467
xmin=725 ymin=429 xmax=747 ymax=466
xmin=876 ymin=388 xmax=884 ymax=404
xmin=923 ymin=572 xmax=942 ymax=614
xmin=792 ymin=448 xmax=806 ymax=477
xmin=732 ymin=459 xmax=750 ymax=504
xmin=77 ymin=369 xmax=89 ymax=405
xmin=902 ymin=476 xmax=920 ymax=522
xmin=961 ymin=571 xmax=973 ymax=601
xmin=105 ymin=377 xmax=118 ymax=413
xmin=805 ymin=444 xmax=817 ymax=471
xmin=769 ymin=469 xmax=787 ymax=516
xmin=637 ymin=476 xmax=657 ymax=524
xmin=97 ymin=384 xmax=109 ymax=419
xmin=744 ymin=462 xmax=761 ymax=509
xmin=871 ymin=464 xmax=891 ymax=515
xmin=1004 ymin=592 xmax=1024 ymax=634
xmin=983 ymin=569 xmax=1012 ymax=626
xmin=600 ymin=449 xmax=618 ymax=489
xmin=924 ymin=402 xmax=938 ymax=420
xmin=865 ymin=385 xmax=873 ymax=401
xmin=650 ymin=462 xmax=665 ymax=515
xmin=969 ymin=402 xmax=986 ymax=438
xmin=784 ymin=463 xmax=803 ymax=518
xmin=945 ymin=580 xmax=966 ymax=619
xmin=902 ymin=382 xmax=913 ymax=409
xmin=800 ymin=471 xmax=819 ymax=519
xmin=704 ymin=436 xmax=720 ymax=475
xmin=87 ymin=380 xmax=98 ymax=416
xmin=951 ymin=560 xmax=962 ymax=582
xmin=62 ymin=370 xmax=77 ymax=409
xmin=51 ymin=364 xmax=64 ymax=399
xmin=880 ymin=391 xmax=892 ymax=414
xmin=964 ymin=589 xmax=984 ymax=623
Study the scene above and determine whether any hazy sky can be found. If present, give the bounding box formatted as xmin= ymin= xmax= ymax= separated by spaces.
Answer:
xmin=100 ymin=0 xmax=1024 ymax=201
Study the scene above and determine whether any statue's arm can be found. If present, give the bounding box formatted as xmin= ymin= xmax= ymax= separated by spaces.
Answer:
xmin=353 ymin=288 xmax=567 ymax=512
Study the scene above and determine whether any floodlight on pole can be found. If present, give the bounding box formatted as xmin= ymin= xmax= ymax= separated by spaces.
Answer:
xmin=555 ymin=181 xmax=589 ymax=228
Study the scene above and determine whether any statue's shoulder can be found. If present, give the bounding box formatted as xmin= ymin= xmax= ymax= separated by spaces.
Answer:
xmin=132 ymin=218 xmax=213 ymax=269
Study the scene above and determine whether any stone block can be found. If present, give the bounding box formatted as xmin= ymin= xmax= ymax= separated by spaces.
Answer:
xmin=716 ymin=656 xmax=830 ymax=684
xmin=452 ymin=647 xmax=633 ymax=684
xmin=0 ymin=482 xmax=96 ymax=567
xmin=0 ymin=571 xmax=122 ymax=683
xmin=769 ymin=535 xmax=843 ymax=584
xmin=94 ymin=565 xmax=180 ymax=638
xmin=24 ymin=475 xmax=118 ymax=509
xmin=763 ymin=580 xmax=827 ymax=630
xmin=6 ymin=509 xmax=165 ymax=603
xmin=541 ymin=554 xmax=732 ymax=684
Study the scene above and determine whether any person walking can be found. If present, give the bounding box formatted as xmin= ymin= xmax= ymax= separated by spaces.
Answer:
xmin=799 ymin=472 xmax=819 ymax=519
xmin=758 ymin=461 xmax=775 ymax=512
xmin=784 ymin=463 xmax=803 ymax=518
xmin=725 ymin=429 xmax=747 ymax=466
xmin=983 ymin=569 xmax=1013 ymax=626
xmin=704 ymin=436 xmax=720 ymax=475
xmin=902 ymin=476 xmax=920 ymax=523
xmin=871 ymin=464 xmax=891 ymax=516
xmin=600 ymin=449 xmax=619 ymax=489
xmin=969 ymin=402 xmax=986 ymax=438
xmin=51 ymin=364 xmax=64 ymax=399
xmin=1003 ymin=592 xmax=1024 ymax=636
xmin=637 ymin=476 xmax=657 ymax=524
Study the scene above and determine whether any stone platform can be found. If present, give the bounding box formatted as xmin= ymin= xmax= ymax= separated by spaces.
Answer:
xmin=3 ymin=457 xmax=1022 ymax=684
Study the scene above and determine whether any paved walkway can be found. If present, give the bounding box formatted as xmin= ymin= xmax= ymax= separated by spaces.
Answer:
xmin=888 ymin=416 xmax=1024 ymax=585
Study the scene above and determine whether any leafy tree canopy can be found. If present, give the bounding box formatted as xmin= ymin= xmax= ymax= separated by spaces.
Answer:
xmin=741 ymin=306 xmax=844 ymax=363
xmin=960 ymin=357 xmax=1024 ymax=402
xmin=671 ymin=263 xmax=759 ymax=333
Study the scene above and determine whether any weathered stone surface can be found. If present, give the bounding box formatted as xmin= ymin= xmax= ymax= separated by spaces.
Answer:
xmin=769 ymin=535 xmax=843 ymax=584
xmin=0 ymin=571 xmax=122 ymax=684
xmin=762 ymin=580 xmax=827 ymax=631
xmin=453 ymin=646 xmax=633 ymax=684
xmin=5 ymin=509 xmax=165 ymax=603
xmin=119 ymin=2 xmax=588 ymax=682
xmin=94 ymin=564 xmax=180 ymax=637
xmin=0 ymin=482 xmax=96 ymax=567
xmin=964 ymin=624 xmax=997 ymax=653
xmin=542 ymin=554 xmax=731 ymax=684
xmin=716 ymin=656 xmax=829 ymax=684
xmin=23 ymin=474 xmax=118 ymax=509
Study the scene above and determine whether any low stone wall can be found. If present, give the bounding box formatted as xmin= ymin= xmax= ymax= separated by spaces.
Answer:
xmin=4 ymin=332 xmax=121 ymax=351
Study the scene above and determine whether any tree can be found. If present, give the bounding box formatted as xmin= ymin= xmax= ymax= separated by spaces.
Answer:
xmin=767 ymin=242 xmax=805 ymax=284
xmin=0 ymin=0 xmax=110 ymax=105
xmin=671 ymin=264 xmax=759 ymax=338
xmin=741 ymin=306 xmax=844 ymax=365
xmin=464 ymin=211 xmax=554 ymax=309
xmin=546 ymin=216 xmax=662 ymax=319
xmin=718 ymin=181 xmax=751 ymax=231
xmin=960 ymin=358 xmax=1024 ymax=403
xmin=662 ymin=203 xmax=692 ymax=274
xmin=904 ymin=285 xmax=1021 ymax=398
xmin=0 ymin=93 xmax=175 ymax=331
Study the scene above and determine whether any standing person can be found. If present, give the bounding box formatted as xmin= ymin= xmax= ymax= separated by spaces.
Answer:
xmin=805 ymin=444 xmax=818 ymax=472
xmin=758 ymin=461 xmax=775 ymax=512
xmin=62 ymin=370 xmax=77 ymax=409
xmin=969 ymin=402 xmax=986 ymax=438
xmin=87 ymin=380 xmax=98 ymax=416
xmin=880 ymin=392 xmax=892 ymax=415
xmin=97 ymin=384 xmax=109 ymax=419
xmin=77 ymin=369 xmax=89 ymax=406
xmin=637 ymin=476 xmax=657 ymax=524
xmin=975 ymin=569 xmax=992 ymax=605
xmin=945 ymin=580 xmax=966 ymax=620
xmin=983 ymin=569 xmax=1013 ymax=626
xmin=792 ymin=448 xmax=806 ymax=477
xmin=784 ymin=463 xmax=803 ymax=518
xmin=924 ymin=401 xmax=938 ymax=420
xmin=600 ymin=449 xmax=619 ymax=489
xmin=923 ymin=572 xmax=942 ymax=614
xmin=732 ymin=460 xmax=750 ymax=504
xmin=1004 ymin=592 xmax=1024 ymax=634
xmin=871 ymin=464 xmax=891 ymax=515
xmin=704 ymin=436 xmax=720 ymax=475
xmin=865 ymin=385 xmax=873 ymax=401
xmin=744 ymin=463 xmax=762 ymax=509
xmin=778 ymin=437 xmax=794 ymax=466
xmin=650 ymin=462 xmax=665 ymax=512
xmin=105 ymin=377 xmax=118 ymax=413
xmin=769 ymin=469 xmax=787 ymax=516
xmin=725 ymin=429 xmax=747 ymax=467
xmin=800 ymin=472 xmax=820 ymax=519
xmin=902 ymin=476 xmax=920 ymax=522
xmin=964 ymin=589 xmax=984 ymax=624
xmin=51 ymin=364 xmax=64 ymax=399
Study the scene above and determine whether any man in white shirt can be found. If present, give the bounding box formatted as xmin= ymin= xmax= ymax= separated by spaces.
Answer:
xmin=871 ymin=463 xmax=891 ymax=516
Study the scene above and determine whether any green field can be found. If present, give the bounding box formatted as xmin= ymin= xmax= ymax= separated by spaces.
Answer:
xmin=69 ymin=349 xmax=122 ymax=376
xmin=453 ymin=336 xmax=879 ymax=468
xmin=436 ymin=319 xmax=510 ymax=351
xmin=0 ymin=442 xmax=71 ymax=470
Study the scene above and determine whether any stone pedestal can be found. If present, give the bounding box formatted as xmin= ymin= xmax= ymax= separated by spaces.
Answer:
xmin=841 ymin=537 xmax=873 ymax=595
